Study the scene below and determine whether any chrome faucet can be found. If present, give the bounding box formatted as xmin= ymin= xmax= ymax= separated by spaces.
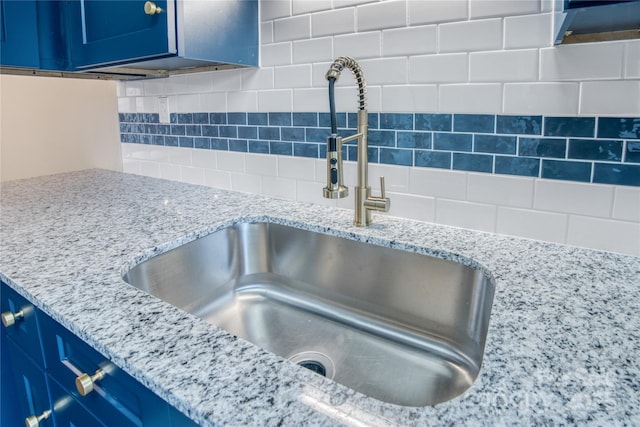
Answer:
xmin=323 ymin=56 xmax=390 ymax=226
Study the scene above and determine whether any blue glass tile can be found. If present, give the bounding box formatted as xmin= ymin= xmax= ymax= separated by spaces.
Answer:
xmin=145 ymin=113 xmax=160 ymax=124
xmin=541 ymin=159 xmax=591 ymax=182
xmin=453 ymin=114 xmax=494 ymax=133
xmin=626 ymin=141 xmax=640 ymax=163
xmin=119 ymin=123 xmax=129 ymax=133
xmin=157 ymin=125 xmax=171 ymax=135
xmin=140 ymin=134 xmax=153 ymax=144
xmin=348 ymin=112 xmax=379 ymax=129
xmin=293 ymin=113 xmax=318 ymax=127
xmin=179 ymin=137 xmax=194 ymax=148
xmin=227 ymin=112 xmax=247 ymax=125
xmin=127 ymin=123 xmax=144 ymax=133
xmin=193 ymin=113 xmax=210 ymax=124
xmin=170 ymin=125 xmax=186 ymax=136
xmin=397 ymin=131 xmax=432 ymax=149
xmin=320 ymin=144 xmax=327 ymax=159
xmin=209 ymin=113 xmax=227 ymax=124
xmin=152 ymin=135 xmax=165 ymax=146
xmin=125 ymin=134 xmax=141 ymax=144
xmin=495 ymin=156 xmax=540 ymax=177
xmin=210 ymin=138 xmax=229 ymax=151
xmin=144 ymin=124 xmax=158 ymax=134
xmin=185 ymin=125 xmax=201 ymax=137
xmin=415 ymin=114 xmax=452 ymax=132
xmin=269 ymin=112 xmax=292 ymax=126
xmin=249 ymin=140 xmax=270 ymax=154
xmin=380 ymin=148 xmax=412 ymax=166
xmin=202 ymin=125 xmax=219 ymax=137
xmin=281 ymin=127 xmax=306 ymax=142
xmin=597 ymin=117 xmax=640 ymax=139
xmin=414 ymin=150 xmax=451 ymax=169
xmin=165 ymin=136 xmax=179 ymax=147
xmin=496 ymin=115 xmax=542 ymax=135
xmin=434 ymin=133 xmax=473 ymax=152
xmin=259 ymin=127 xmax=280 ymax=140
xmin=368 ymin=130 xmax=395 ymax=147
xmin=118 ymin=113 xmax=126 ymax=122
xmin=348 ymin=147 xmax=379 ymax=163
xmin=194 ymin=137 xmax=211 ymax=149
xmin=519 ymin=137 xmax=566 ymax=158
xmin=294 ymin=143 xmax=319 ymax=158
xmin=319 ymin=112 xmax=346 ymax=129
xmin=270 ymin=141 xmax=293 ymax=155
xmin=170 ymin=113 xmax=178 ymax=124
xmin=474 ymin=135 xmax=517 ymax=155
xmin=306 ymin=127 xmax=330 ymax=143
xmin=544 ymin=117 xmax=595 ymax=137
xmin=238 ymin=126 xmax=258 ymax=139
xmin=593 ymin=163 xmax=640 ymax=186
xmin=248 ymin=113 xmax=268 ymax=126
xmin=219 ymin=126 xmax=238 ymax=138
xmin=380 ymin=113 xmax=413 ymax=131
xmin=453 ymin=153 xmax=493 ymax=173
xmin=177 ymin=113 xmax=194 ymax=124
xmin=568 ymin=139 xmax=623 ymax=161
xmin=229 ymin=139 xmax=248 ymax=152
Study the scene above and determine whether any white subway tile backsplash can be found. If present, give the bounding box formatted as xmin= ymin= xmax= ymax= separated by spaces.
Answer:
xmin=385 ymin=192 xmax=436 ymax=223
xmin=180 ymin=166 xmax=205 ymax=185
xmin=122 ymin=159 xmax=141 ymax=174
xmin=167 ymin=146 xmax=192 ymax=166
xmin=567 ymin=216 xmax=640 ymax=256
xmin=139 ymin=161 xmax=160 ymax=178
xmin=469 ymin=49 xmax=538 ymax=82
xmin=246 ymin=154 xmax=278 ymax=176
xmin=216 ymin=151 xmax=246 ymax=172
xmin=230 ymin=172 xmax=262 ymax=194
xmin=292 ymin=0 xmax=331 ymax=15
xmin=381 ymin=85 xmax=438 ymax=112
xmin=261 ymin=21 xmax=274 ymax=44
xmin=118 ymin=97 xmax=136 ymax=113
xmin=200 ymin=92 xmax=228 ymax=112
xmin=467 ymin=173 xmax=534 ymax=208
xmin=540 ymin=43 xmax=625 ymax=81
xmin=369 ymin=163 xmax=410 ymax=193
xmin=312 ymin=62 xmax=334 ymax=87
xmin=439 ymin=18 xmax=503 ymax=53
xmin=409 ymin=168 xmax=467 ymax=199
xmin=436 ymin=199 xmax=497 ymax=232
xmin=293 ymin=38 xmax=333 ymax=64
xmin=335 ymin=85 xmax=382 ymax=111
xmin=359 ymin=58 xmax=407 ymax=85
xmin=258 ymin=89 xmax=293 ymax=111
xmin=408 ymin=0 xmax=467 ymax=25
xmin=241 ymin=68 xmax=275 ymax=90
xmin=382 ymin=25 xmax=437 ymax=57
xmin=125 ymin=81 xmax=144 ymax=97
xmin=204 ymin=169 xmax=231 ymax=190
xmin=409 ymin=53 xmax=468 ymax=84
xmin=356 ymin=0 xmax=407 ymax=32
xmin=504 ymin=13 xmax=552 ymax=49
xmin=274 ymin=15 xmax=311 ymax=42
xmin=439 ymin=84 xmax=502 ymax=113
xmin=334 ymin=32 xmax=381 ymax=59
xmin=503 ymin=83 xmax=579 ymax=115
xmin=334 ymin=0 xmax=378 ymax=8
xmin=175 ymin=94 xmax=201 ymax=113
xmin=135 ymin=97 xmax=160 ymax=113
xmin=580 ymin=81 xmax=640 ymax=116
xmin=496 ymin=207 xmax=567 ymax=243
xmin=534 ymin=180 xmax=614 ymax=218
xmin=159 ymin=163 xmax=181 ymax=181
xmin=625 ymin=41 xmax=640 ymax=78
xmin=261 ymin=42 xmax=292 ymax=67
xmin=211 ymin=70 xmax=242 ymax=92
xmin=613 ymin=187 xmax=640 ymax=222
xmin=261 ymin=0 xmax=291 ymax=21
xmin=293 ymin=88 xmax=327 ymax=111
xmin=262 ymin=175 xmax=297 ymax=199
xmin=469 ymin=0 xmax=539 ymax=19
xmin=296 ymin=180 xmax=337 ymax=206
xmin=191 ymin=150 xmax=217 ymax=169
xmin=278 ymin=156 xmax=317 ymax=181
xmin=274 ymin=64 xmax=312 ymax=88
xmin=311 ymin=8 xmax=355 ymax=38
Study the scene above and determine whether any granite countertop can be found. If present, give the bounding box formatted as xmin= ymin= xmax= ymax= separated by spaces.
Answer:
xmin=1 ymin=169 xmax=639 ymax=426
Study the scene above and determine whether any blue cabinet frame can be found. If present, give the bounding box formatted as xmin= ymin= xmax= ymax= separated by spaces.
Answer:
xmin=0 ymin=0 xmax=40 ymax=68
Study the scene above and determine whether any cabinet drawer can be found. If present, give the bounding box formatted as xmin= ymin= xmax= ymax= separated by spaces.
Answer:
xmin=48 ymin=377 xmax=106 ymax=427
xmin=39 ymin=315 xmax=172 ymax=427
xmin=1 ymin=283 xmax=45 ymax=367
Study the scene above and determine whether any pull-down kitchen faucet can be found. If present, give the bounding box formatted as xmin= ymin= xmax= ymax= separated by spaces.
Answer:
xmin=323 ymin=56 xmax=390 ymax=227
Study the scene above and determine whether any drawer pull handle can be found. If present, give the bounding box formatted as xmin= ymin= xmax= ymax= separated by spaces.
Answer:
xmin=25 ymin=409 xmax=51 ymax=427
xmin=75 ymin=369 xmax=105 ymax=396
xmin=1 ymin=309 xmax=24 ymax=327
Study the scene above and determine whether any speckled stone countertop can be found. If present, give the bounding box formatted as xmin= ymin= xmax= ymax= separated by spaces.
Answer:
xmin=1 ymin=169 xmax=639 ymax=426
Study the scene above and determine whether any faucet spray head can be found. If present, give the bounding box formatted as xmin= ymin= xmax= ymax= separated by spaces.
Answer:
xmin=323 ymin=134 xmax=349 ymax=199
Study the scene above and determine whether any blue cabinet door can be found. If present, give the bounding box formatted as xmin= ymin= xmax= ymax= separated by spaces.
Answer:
xmin=0 ymin=0 xmax=40 ymax=67
xmin=66 ymin=0 xmax=176 ymax=70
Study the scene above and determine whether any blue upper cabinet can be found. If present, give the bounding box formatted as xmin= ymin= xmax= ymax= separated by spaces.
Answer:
xmin=0 ymin=0 xmax=258 ymax=74
xmin=67 ymin=0 xmax=175 ymax=70
xmin=555 ymin=0 xmax=640 ymax=44
xmin=0 ymin=0 xmax=40 ymax=68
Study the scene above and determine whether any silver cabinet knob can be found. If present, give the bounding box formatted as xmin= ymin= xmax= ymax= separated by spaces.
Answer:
xmin=144 ymin=1 xmax=163 ymax=15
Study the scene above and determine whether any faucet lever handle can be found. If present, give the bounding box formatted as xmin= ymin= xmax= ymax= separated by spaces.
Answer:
xmin=380 ymin=176 xmax=386 ymax=199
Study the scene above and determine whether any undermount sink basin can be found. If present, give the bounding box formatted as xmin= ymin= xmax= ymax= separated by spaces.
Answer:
xmin=123 ymin=222 xmax=495 ymax=407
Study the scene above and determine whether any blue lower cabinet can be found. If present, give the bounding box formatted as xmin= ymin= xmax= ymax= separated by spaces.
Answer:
xmin=48 ymin=377 xmax=107 ymax=427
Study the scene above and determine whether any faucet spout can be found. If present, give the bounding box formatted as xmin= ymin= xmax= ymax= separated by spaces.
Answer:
xmin=323 ymin=57 xmax=390 ymax=227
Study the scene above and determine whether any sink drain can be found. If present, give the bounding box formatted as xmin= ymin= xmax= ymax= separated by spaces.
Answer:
xmin=288 ymin=351 xmax=335 ymax=379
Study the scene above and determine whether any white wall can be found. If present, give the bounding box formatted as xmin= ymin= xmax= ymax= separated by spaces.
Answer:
xmin=1 ymin=75 xmax=122 ymax=181
xmin=118 ymin=0 xmax=640 ymax=256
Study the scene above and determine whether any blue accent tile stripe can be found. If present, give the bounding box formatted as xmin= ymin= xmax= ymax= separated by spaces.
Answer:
xmin=119 ymin=112 xmax=640 ymax=187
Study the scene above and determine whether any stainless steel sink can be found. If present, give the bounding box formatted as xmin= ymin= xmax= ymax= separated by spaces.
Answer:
xmin=123 ymin=222 xmax=494 ymax=407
